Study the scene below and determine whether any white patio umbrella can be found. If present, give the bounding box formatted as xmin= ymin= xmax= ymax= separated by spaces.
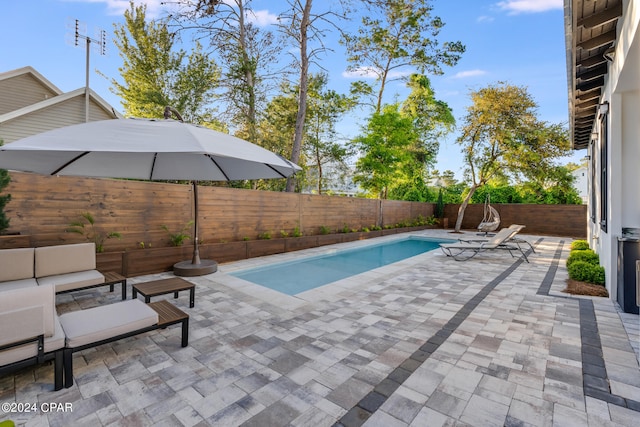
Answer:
xmin=0 ymin=117 xmax=300 ymax=276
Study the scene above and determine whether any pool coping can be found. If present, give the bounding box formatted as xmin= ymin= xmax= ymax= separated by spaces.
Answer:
xmin=209 ymin=231 xmax=457 ymax=310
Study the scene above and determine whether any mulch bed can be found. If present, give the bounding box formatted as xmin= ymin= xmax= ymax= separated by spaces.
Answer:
xmin=563 ymin=279 xmax=609 ymax=297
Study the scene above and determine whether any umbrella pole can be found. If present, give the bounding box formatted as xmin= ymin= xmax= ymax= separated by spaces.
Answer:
xmin=173 ymin=180 xmax=217 ymax=276
xmin=191 ymin=180 xmax=201 ymax=265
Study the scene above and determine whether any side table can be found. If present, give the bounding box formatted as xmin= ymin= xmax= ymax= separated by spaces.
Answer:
xmin=102 ymin=271 xmax=127 ymax=300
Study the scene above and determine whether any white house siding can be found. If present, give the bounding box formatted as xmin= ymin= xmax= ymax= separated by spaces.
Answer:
xmin=589 ymin=2 xmax=640 ymax=300
xmin=0 ymin=95 xmax=116 ymax=143
xmin=571 ymin=165 xmax=588 ymax=203
xmin=0 ymin=73 xmax=59 ymax=116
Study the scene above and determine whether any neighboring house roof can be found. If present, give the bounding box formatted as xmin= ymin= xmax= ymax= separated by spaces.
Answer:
xmin=0 ymin=66 xmax=122 ymax=143
xmin=0 ymin=87 xmax=121 ymax=123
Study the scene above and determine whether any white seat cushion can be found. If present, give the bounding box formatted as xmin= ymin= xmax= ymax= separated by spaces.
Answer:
xmin=59 ymin=300 xmax=158 ymax=348
xmin=0 ymin=248 xmax=35 ymax=282
xmin=0 ymin=316 xmax=65 ymax=366
xmin=37 ymin=270 xmax=104 ymax=293
xmin=34 ymin=243 xmax=96 ymax=277
xmin=0 ymin=278 xmax=39 ymax=292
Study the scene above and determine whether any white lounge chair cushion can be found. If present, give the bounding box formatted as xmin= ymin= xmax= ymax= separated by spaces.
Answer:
xmin=0 ymin=248 xmax=35 ymax=282
xmin=0 ymin=316 xmax=65 ymax=366
xmin=34 ymin=243 xmax=96 ymax=277
xmin=0 ymin=285 xmax=64 ymax=366
xmin=0 ymin=285 xmax=56 ymax=337
xmin=37 ymin=270 xmax=105 ymax=293
xmin=59 ymin=300 xmax=158 ymax=348
xmin=0 ymin=278 xmax=39 ymax=292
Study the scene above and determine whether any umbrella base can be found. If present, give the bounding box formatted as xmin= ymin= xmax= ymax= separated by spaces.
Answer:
xmin=173 ymin=259 xmax=218 ymax=277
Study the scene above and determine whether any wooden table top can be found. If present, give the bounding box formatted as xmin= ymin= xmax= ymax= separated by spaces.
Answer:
xmin=147 ymin=300 xmax=188 ymax=326
xmin=132 ymin=277 xmax=194 ymax=296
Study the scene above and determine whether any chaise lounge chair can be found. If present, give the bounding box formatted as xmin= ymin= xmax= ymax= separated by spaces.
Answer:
xmin=459 ymin=224 xmax=535 ymax=254
xmin=440 ymin=226 xmax=530 ymax=262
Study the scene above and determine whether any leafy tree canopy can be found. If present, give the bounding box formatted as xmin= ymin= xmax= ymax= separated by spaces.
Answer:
xmin=453 ymin=82 xmax=573 ymax=230
xmin=108 ymin=1 xmax=222 ymax=126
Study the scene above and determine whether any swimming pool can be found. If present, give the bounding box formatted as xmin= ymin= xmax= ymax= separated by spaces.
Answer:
xmin=230 ymin=237 xmax=451 ymax=295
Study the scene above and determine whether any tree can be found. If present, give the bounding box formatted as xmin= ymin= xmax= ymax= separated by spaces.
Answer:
xmin=108 ymin=1 xmax=221 ymax=124
xmin=342 ymin=0 xmax=464 ymax=112
xmin=169 ymin=0 xmax=279 ymax=141
xmin=454 ymin=82 xmax=572 ymax=231
xmin=258 ymin=74 xmax=354 ymax=193
xmin=304 ymin=74 xmax=355 ymax=194
xmin=400 ymin=73 xmax=454 ymax=172
xmin=386 ymin=75 xmax=454 ymax=201
xmin=277 ymin=0 xmax=349 ymax=192
xmin=351 ymin=104 xmax=418 ymax=199
xmin=517 ymin=165 xmax=582 ymax=204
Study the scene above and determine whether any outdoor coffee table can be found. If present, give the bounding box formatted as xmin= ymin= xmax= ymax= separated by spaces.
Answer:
xmin=132 ymin=277 xmax=195 ymax=308
xmin=147 ymin=300 xmax=189 ymax=347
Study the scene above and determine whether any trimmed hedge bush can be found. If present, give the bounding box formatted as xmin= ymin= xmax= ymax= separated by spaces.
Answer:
xmin=566 ymin=249 xmax=599 ymax=267
xmin=570 ymin=240 xmax=590 ymax=251
xmin=568 ymin=260 xmax=605 ymax=285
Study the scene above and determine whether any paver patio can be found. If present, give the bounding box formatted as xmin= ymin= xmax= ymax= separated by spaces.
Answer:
xmin=1 ymin=230 xmax=638 ymax=426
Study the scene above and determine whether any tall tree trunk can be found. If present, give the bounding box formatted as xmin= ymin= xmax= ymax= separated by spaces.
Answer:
xmin=237 ymin=1 xmax=257 ymax=144
xmin=454 ymin=184 xmax=478 ymax=232
xmin=286 ymin=0 xmax=312 ymax=192
xmin=316 ymin=147 xmax=323 ymax=194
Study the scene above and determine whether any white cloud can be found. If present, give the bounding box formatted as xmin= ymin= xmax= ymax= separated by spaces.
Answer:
xmin=496 ymin=0 xmax=562 ymax=14
xmin=342 ymin=67 xmax=380 ymax=79
xmin=451 ymin=69 xmax=487 ymax=79
xmin=246 ymin=10 xmax=279 ymax=27
xmin=63 ymin=0 xmax=166 ymax=18
xmin=477 ymin=15 xmax=495 ymax=23
xmin=64 ymin=1 xmax=276 ymax=24
xmin=342 ymin=67 xmax=412 ymax=80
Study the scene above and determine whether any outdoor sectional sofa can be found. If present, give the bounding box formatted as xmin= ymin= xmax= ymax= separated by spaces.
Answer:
xmin=0 ymin=284 xmax=189 ymax=390
xmin=0 ymin=242 xmax=121 ymax=296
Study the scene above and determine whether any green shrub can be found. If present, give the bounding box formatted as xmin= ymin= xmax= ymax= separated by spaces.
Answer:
xmin=161 ymin=221 xmax=193 ymax=246
xmin=568 ymin=260 xmax=605 ymax=285
xmin=570 ymin=240 xmax=590 ymax=251
xmin=66 ymin=212 xmax=122 ymax=253
xmin=319 ymin=225 xmax=331 ymax=235
xmin=0 ymin=165 xmax=10 ymax=235
xmin=425 ymin=215 xmax=439 ymax=226
xmin=567 ymin=249 xmax=599 ymax=267
xmin=434 ymin=188 xmax=444 ymax=218
xmin=257 ymin=231 xmax=272 ymax=240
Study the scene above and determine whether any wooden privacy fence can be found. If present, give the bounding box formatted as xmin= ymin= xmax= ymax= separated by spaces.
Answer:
xmin=443 ymin=203 xmax=587 ymax=238
xmin=2 ymin=172 xmax=434 ymax=251
xmin=1 ymin=172 xmax=586 ymax=254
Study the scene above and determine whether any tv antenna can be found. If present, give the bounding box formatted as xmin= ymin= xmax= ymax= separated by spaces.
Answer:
xmin=66 ymin=18 xmax=107 ymax=122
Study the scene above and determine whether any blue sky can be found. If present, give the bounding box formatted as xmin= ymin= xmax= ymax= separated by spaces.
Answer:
xmin=0 ymin=0 xmax=581 ymax=179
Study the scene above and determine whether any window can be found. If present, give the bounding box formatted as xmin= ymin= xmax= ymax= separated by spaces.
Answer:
xmin=590 ymin=141 xmax=597 ymax=223
xmin=599 ymin=111 xmax=608 ymax=232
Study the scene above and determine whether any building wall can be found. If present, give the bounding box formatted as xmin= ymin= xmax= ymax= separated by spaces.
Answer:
xmin=0 ymin=73 xmax=58 ymax=116
xmin=0 ymin=95 xmax=117 ymax=144
xmin=571 ymin=165 xmax=588 ymax=204
xmin=588 ymin=2 xmax=640 ymax=299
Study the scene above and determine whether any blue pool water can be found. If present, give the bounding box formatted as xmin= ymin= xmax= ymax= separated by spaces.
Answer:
xmin=231 ymin=237 xmax=451 ymax=295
